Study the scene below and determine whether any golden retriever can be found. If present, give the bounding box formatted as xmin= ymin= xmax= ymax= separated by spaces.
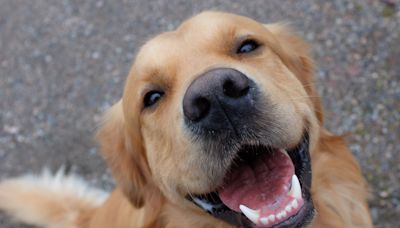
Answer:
xmin=0 ymin=12 xmax=372 ymax=228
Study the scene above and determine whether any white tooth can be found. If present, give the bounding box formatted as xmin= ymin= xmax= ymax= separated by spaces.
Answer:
xmin=279 ymin=148 xmax=290 ymax=158
xmin=285 ymin=204 xmax=292 ymax=213
xmin=281 ymin=211 xmax=287 ymax=218
xmin=287 ymin=175 xmax=302 ymax=199
xmin=260 ymin=217 xmax=269 ymax=225
xmin=277 ymin=212 xmax=283 ymax=220
xmin=292 ymin=199 xmax=299 ymax=209
xmin=239 ymin=204 xmax=260 ymax=224
xmin=269 ymin=214 xmax=275 ymax=222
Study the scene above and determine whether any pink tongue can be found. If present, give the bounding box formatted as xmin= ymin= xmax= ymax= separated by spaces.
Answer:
xmin=219 ymin=149 xmax=294 ymax=212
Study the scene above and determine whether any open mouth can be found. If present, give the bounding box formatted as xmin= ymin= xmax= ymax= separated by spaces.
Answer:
xmin=188 ymin=134 xmax=314 ymax=228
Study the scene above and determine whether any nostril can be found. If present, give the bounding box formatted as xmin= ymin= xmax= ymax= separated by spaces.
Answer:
xmin=223 ymin=79 xmax=250 ymax=98
xmin=186 ymin=97 xmax=211 ymax=122
xmin=183 ymin=68 xmax=254 ymax=125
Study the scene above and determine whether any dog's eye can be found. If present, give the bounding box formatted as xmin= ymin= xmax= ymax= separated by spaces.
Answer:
xmin=237 ymin=39 xmax=259 ymax=54
xmin=143 ymin=90 xmax=164 ymax=107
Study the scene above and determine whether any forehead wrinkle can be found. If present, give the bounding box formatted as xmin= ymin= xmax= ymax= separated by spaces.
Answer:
xmin=132 ymin=12 xmax=273 ymax=87
xmin=139 ymin=34 xmax=177 ymax=65
xmin=134 ymin=32 xmax=182 ymax=80
xmin=179 ymin=20 xmax=237 ymax=51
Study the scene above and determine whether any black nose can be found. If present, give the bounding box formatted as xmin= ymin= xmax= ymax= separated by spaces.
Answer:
xmin=183 ymin=68 xmax=256 ymax=130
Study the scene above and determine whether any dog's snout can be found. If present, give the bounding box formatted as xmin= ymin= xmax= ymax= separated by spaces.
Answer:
xmin=183 ymin=68 xmax=255 ymax=130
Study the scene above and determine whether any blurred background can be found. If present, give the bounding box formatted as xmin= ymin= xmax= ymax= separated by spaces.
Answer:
xmin=0 ymin=0 xmax=398 ymax=227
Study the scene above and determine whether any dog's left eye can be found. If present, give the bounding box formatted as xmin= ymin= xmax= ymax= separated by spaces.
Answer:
xmin=237 ymin=39 xmax=259 ymax=54
xmin=143 ymin=90 xmax=164 ymax=107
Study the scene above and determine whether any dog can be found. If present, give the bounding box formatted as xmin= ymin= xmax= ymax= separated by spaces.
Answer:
xmin=0 ymin=12 xmax=372 ymax=228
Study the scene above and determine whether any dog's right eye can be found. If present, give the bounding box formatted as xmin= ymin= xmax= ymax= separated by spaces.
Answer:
xmin=143 ymin=90 xmax=164 ymax=108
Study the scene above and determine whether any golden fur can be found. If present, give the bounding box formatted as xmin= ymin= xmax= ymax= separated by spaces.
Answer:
xmin=0 ymin=12 xmax=372 ymax=228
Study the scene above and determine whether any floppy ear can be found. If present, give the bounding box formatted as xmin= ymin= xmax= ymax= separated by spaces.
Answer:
xmin=265 ymin=23 xmax=324 ymax=124
xmin=96 ymin=100 xmax=147 ymax=207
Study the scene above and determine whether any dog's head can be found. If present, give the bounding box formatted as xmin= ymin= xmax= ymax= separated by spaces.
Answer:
xmin=98 ymin=12 xmax=323 ymax=227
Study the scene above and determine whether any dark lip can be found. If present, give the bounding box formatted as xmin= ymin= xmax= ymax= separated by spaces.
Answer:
xmin=187 ymin=133 xmax=314 ymax=228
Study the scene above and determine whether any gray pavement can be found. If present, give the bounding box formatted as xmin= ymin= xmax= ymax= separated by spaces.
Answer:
xmin=0 ymin=0 xmax=399 ymax=227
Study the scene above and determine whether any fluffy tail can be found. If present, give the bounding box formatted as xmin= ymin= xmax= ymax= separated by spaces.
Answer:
xmin=0 ymin=169 xmax=108 ymax=228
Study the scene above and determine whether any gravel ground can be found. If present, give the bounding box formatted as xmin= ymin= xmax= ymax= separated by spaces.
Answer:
xmin=0 ymin=0 xmax=398 ymax=227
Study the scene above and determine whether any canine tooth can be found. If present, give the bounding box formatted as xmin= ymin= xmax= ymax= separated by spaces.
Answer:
xmin=260 ymin=217 xmax=269 ymax=225
xmin=279 ymin=148 xmax=290 ymax=157
xmin=239 ymin=204 xmax=260 ymax=224
xmin=287 ymin=175 xmax=302 ymax=199
xmin=292 ymin=199 xmax=299 ymax=209
xmin=268 ymin=214 xmax=275 ymax=222
xmin=281 ymin=211 xmax=287 ymax=218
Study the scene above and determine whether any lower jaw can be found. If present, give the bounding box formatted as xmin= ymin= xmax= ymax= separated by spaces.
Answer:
xmin=192 ymin=202 xmax=315 ymax=228
xmin=194 ymin=185 xmax=314 ymax=228
xmin=188 ymin=134 xmax=314 ymax=228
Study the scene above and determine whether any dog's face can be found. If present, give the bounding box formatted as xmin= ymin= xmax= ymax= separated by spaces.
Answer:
xmin=99 ymin=12 xmax=322 ymax=227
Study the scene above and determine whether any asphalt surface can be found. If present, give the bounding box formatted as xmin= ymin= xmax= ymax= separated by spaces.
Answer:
xmin=0 ymin=0 xmax=399 ymax=227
